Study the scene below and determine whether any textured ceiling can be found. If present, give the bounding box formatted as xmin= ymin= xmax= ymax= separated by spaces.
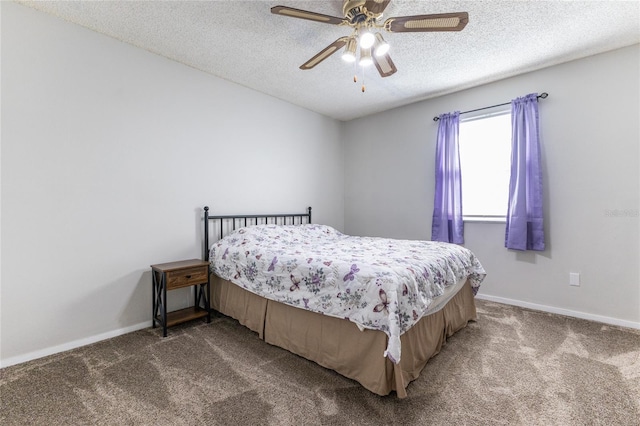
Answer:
xmin=16 ymin=1 xmax=640 ymax=121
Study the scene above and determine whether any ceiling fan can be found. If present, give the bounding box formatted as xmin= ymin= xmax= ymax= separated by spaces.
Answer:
xmin=271 ymin=0 xmax=469 ymax=90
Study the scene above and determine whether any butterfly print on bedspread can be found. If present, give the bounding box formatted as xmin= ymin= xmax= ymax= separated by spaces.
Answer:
xmin=343 ymin=264 xmax=360 ymax=282
xmin=289 ymin=274 xmax=301 ymax=291
xmin=268 ymin=256 xmax=278 ymax=272
xmin=373 ymin=289 xmax=389 ymax=314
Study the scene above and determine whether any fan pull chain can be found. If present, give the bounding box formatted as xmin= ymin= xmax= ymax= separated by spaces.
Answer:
xmin=361 ymin=66 xmax=366 ymax=92
xmin=353 ymin=59 xmax=358 ymax=83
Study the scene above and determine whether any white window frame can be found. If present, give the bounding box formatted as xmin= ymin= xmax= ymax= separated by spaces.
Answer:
xmin=459 ymin=108 xmax=511 ymax=223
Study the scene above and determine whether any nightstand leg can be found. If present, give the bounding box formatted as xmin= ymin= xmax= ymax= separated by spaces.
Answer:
xmin=195 ymin=282 xmax=211 ymax=324
xmin=152 ymin=270 xmax=167 ymax=334
xmin=162 ymin=273 xmax=167 ymax=337
xmin=152 ymin=271 xmax=157 ymax=328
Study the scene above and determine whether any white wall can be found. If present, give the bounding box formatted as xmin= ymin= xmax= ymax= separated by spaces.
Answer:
xmin=0 ymin=3 xmax=344 ymax=365
xmin=344 ymin=45 xmax=640 ymax=328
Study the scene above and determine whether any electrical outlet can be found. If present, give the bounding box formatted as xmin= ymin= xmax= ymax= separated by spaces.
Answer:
xmin=569 ymin=272 xmax=580 ymax=287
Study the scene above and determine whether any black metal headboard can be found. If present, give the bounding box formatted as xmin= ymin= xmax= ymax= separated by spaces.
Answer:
xmin=203 ymin=206 xmax=312 ymax=261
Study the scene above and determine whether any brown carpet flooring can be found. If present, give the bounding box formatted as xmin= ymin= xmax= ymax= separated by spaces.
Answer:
xmin=1 ymin=300 xmax=639 ymax=426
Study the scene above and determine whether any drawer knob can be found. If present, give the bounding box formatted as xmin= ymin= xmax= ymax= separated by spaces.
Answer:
xmin=185 ymin=275 xmax=192 ymax=279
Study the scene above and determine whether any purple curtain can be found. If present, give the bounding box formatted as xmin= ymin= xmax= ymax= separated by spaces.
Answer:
xmin=505 ymin=93 xmax=545 ymax=251
xmin=431 ymin=112 xmax=464 ymax=244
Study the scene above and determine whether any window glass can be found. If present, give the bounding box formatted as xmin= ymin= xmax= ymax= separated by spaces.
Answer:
xmin=459 ymin=112 xmax=511 ymax=220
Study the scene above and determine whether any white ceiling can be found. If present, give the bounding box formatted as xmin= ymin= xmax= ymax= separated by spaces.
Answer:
xmin=16 ymin=1 xmax=640 ymax=121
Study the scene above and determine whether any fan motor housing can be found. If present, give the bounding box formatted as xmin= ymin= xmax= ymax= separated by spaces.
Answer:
xmin=343 ymin=0 xmax=370 ymax=24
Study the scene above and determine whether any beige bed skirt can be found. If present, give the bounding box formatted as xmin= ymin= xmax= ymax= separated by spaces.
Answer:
xmin=211 ymin=275 xmax=477 ymax=398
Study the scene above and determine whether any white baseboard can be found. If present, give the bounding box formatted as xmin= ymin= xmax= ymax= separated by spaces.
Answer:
xmin=475 ymin=293 xmax=640 ymax=330
xmin=0 ymin=320 xmax=153 ymax=369
xmin=3 ymin=295 xmax=638 ymax=368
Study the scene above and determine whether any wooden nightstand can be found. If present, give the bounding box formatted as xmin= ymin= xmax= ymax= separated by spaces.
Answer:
xmin=151 ymin=259 xmax=211 ymax=337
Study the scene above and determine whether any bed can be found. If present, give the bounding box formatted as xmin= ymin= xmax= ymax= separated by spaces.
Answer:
xmin=204 ymin=206 xmax=486 ymax=398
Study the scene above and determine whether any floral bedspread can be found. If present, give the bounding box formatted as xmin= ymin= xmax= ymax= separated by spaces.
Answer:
xmin=209 ymin=224 xmax=486 ymax=364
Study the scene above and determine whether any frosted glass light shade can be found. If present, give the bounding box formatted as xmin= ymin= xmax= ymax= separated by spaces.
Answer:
xmin=342 ymin=37 xmax=357 ymax=62
xmin=373 ymin=33 xmax=389 ymax=56
xmin=359 ymin=47 xmax=373 ymax=67
xmin=359 ymin=31 xmax=375 ymax=49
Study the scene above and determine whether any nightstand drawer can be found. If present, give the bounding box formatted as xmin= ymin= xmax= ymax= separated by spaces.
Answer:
xmin=166 ymin=266 xmax=208 ymax=290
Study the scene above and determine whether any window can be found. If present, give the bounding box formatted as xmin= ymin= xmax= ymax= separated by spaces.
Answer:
xmin=458 ymin=111 xmax=511 ymax=222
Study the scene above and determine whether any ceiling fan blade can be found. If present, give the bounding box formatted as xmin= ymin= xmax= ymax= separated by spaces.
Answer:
xmin=373 ymin=53 xmax=397 ymax=78
xmin=364 ymin=0 xmax=392 ymax=15
xmin=300 ymin=37 xmax=349 ymax=70
xmin=271 ymin=6 xmax=346 ymax=25
xmin=385 ymin=12 xmax=469 ymax=32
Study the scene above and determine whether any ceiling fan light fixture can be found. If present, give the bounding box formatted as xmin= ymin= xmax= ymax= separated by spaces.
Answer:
xmin=342 ymin=37 xmax=357 ymax=62
xmin=373 ymin=33 xmax=389 ymax=57
xmin=359 ymin=47 xmax=373 ymax=67
xmin=272 ymin=2 xmax=470 ymax=84
xmin=359 ymin=30 xmax=375 ymax=49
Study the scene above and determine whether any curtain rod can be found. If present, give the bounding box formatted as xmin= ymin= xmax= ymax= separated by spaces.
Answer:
xmin=432 ymin=92 xmax=548 ymax=122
